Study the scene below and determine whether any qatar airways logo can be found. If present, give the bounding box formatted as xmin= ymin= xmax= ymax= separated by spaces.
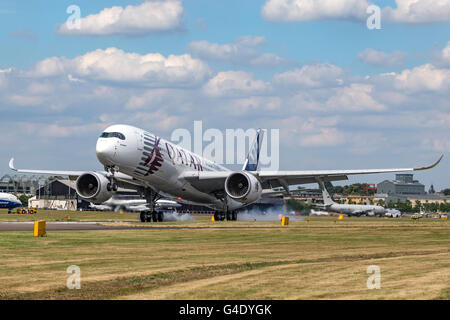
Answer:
xmin=170 ymin=121 xmax=279 ymax=171
xmin=143 ymin=136 xmax=163 ymax=176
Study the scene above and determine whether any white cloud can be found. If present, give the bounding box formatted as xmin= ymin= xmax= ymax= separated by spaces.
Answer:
xmin=99 ymin=109 xmax=183 ymax=132
xmin=261 ymin=0 xmax=450 ymax=23
xmin=39 ymin=123 xmax=107 ymax=138
xmin=357 ymin=49 xmax=408 ymax=67
xmin=388 ymin=63 xmax=450 ymax=92
xmin=383 ymin=0 xmax=450 ymax=23
xmin=262 ymin=0 xmax=369 ymax=22
xmin=9 ymin=95 xmax=45 ymax=107
xmin=125 ymin=88 xmax=172 ymax=109
xmin=29 ymin=47 xmax=212 ymax=87
xmin=203 ymin=71 xmax=270 ymax=97
xmin=273 ymin=63 xmax=344 ymax=88
xmin=432 ymin=41 xmax=450 ymax=67
xmin=220 ymin=96 xmax=283 ymax=116
xmin=325 ymin=84 xmax=386 ymax=111
xmin=57 ymin=0 xmax=183 ymax=36
xmin=188 ymin=36 xmax=288 ymax=67
xmin=300 ymin=128 xmax=345 ymax=147
xmin=428 ymin=138 xmax=450 ymax=152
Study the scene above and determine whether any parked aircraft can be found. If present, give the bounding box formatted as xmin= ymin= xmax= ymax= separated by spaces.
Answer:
xmin=309 ymin=209 xmax=329 ymax=216
xmin=9 ymin=124 xmax=442 ymax=222
xmin=0 ymin=192 xmax=22 ymax=212
xmin=90 ymin=197 xmax=181 ymax=212
xmin=317 ymin=181 xmax=401 ymax=217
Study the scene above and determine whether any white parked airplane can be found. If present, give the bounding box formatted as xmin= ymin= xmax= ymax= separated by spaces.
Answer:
xmin=9 ymin=124 xmax=442 ymax=222
xmin=90 ymin=197 xmax=181 ymax=213
xmin=317 ymin=181 xmax=401 ymax=217
xmin=0 ymin=192 xmax=22 ymax=212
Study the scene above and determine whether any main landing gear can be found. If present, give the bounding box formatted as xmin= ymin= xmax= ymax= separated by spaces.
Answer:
xmin=214 ymin=210 xmax=237 ymax=221
xmin=139 ymin=188 xmax=164 ymax=223
xmin=140 ymin=210 xmax=164 ymax=223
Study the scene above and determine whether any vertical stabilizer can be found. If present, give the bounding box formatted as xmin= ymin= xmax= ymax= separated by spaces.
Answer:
xmin=242 ymin=129 xmax=264 ymax=171
xmin=318 ymin=180 xmax=335 ymax=206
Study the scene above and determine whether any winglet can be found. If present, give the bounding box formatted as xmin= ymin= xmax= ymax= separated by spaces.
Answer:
xmin=9 ymin=158 xmax=17 ymax=171
xmin=414 ymin=154 xmax=443 ymax=171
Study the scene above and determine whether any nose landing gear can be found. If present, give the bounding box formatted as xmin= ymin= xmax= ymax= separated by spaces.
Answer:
xmin=105 ymin=166 xmax=119 ymax=192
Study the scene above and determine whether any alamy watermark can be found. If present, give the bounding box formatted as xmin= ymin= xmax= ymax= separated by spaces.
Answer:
xmin=66 ymin=265 xmax=81 ymax=289
xmin=170 ymin=121 xmax=280 ymax=171
xmin=366 ymin=265 xmax=381 ymax=289
xmin=66 ymin=5 xmax=81 ymax=30
xmin=367 ymin=5 xmax=381 ymax=30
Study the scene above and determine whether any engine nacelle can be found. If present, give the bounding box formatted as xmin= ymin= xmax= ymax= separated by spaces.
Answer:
xmin=224 ymin=172 xmax=262 ymax=204
xmin=75 ymin=172 xmax=113 ymax=204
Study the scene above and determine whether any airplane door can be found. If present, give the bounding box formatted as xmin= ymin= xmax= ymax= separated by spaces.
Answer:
xmin=136 ymin=130 xmax=144 ymax=151
xmin=113 ymin=139 xmax=120 ymax=158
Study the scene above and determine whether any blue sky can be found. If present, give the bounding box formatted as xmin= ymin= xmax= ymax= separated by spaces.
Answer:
xmin=0 ymin=0 xmax=449 ymax=190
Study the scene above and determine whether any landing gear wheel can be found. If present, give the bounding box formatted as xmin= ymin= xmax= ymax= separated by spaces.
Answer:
xmin=152 ymin=212 xmax=158 ymax=222
xmin=140 ymin=212 xmax=146 ymax=222
xmin=214 ymin=212 xmax=220 ymax=221
xmin=231 ymin=211 xmax=237 ymax=221
xmin=226 ymin=211 xmax=232 ymax=221
xmin=112 ymin=183 xmax=118 ymax=192
xmin=157 ymin=212 xmax=163 ymax=222
xmin=107 ymin=183 xmax=112 ymax=191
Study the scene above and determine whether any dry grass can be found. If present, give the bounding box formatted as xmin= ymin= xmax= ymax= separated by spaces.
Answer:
xmin=0 ymin=214 xmax=449 ymax=300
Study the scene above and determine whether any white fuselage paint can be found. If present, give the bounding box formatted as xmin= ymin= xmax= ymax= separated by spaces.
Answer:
xmin=96 ymin=124 xmax=242 ymax=210
xmin=0 ymin=192 xmax=22 ymax=209
xmin=326 ymin=203 xmax=386 ymax=216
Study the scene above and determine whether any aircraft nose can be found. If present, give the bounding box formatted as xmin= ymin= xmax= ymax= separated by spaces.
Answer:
xmin=96 ymin=139 xmax=115 ymax=165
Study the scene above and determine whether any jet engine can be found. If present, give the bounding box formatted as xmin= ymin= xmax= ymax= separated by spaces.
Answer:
xmin=224 ymin=172 xmax=262 ymax=204
xmin=75 ymin=172 xmax=113 ymax=204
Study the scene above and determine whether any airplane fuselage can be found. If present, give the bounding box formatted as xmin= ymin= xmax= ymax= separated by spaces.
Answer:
xmin=0 ymin=193 xmax=22 ymax=210
xmin=326 ymin=203 xmax=385 ymax=216
xmin=96 ymin=124 xmax=238 ymax=210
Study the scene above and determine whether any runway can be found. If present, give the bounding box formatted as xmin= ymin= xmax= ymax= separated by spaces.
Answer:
xmin=1 ymin=220 xmax=448 ymax=232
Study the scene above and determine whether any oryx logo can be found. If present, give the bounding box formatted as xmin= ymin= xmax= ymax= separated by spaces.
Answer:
xmin=143 ymin=136 xmax=164 ymax=175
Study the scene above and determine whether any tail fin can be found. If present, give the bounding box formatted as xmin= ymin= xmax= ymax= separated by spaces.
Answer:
xmin=242 ymin=129 xmax=264 ymax=171
xmin=318 ymin=181 xmax=335 ymax=206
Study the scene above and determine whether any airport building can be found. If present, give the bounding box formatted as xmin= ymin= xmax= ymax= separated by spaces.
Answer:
xmin=0 ymin=174 xmax=49 ymax=195
xmin=374 ymin=174 xmax=448 ymax=207
xmin=29 ymin=179 xmax=88 ymax=210
xmin=377 ymin=174 xmax=425 ymax=195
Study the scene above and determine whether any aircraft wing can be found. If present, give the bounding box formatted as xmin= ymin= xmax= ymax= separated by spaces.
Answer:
xmin=255 ymin=155 xmax=443 ymax=189
xmin=182 ymin=155 xmax=443 ymax=192
xmin=9 ymin=158 xmax=86 ymax=177
xmin=9 ymin=157 xmax=142 ymax=189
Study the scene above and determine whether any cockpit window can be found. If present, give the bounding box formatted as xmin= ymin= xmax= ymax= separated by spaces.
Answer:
xmin=100 ymin=132 xmax=125 ymax=140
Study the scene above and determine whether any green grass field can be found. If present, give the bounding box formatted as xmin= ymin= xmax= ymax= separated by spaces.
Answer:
xmin=0 ymin=208 xmax=138 ymax=222
xmin=0 ymin=209 xmax=449 ymax=300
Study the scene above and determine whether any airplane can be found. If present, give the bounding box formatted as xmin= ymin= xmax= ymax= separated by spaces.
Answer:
xmin=309 ymin=209 xmax=330 ymax=216
xmin=316 ymin=180 xmax=401 ymax=217
xmin=0 ymin=192 xmax=22 ymax=213
xmin=90 ymin=197 xmax=181 ymax=213
xmin=9 ymin=124 xmax=443 ymax=222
